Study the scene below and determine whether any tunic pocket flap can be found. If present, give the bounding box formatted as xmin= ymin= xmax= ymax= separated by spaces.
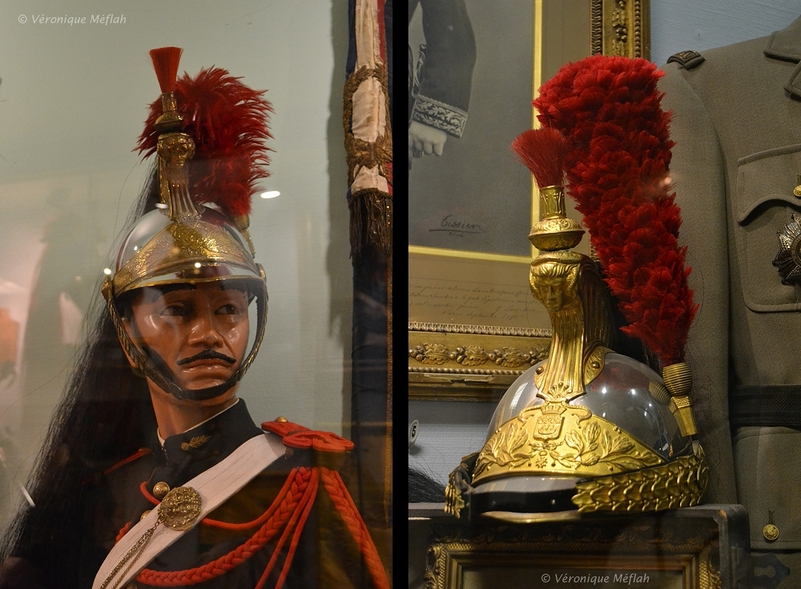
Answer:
xmin=735 ymin=144 xmax=801 ymax=224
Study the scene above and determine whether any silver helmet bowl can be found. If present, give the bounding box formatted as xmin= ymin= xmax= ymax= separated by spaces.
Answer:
xmin=470 ymin=353 xmax=694 ymax=521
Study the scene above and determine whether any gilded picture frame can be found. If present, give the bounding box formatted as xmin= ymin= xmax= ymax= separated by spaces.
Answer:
xmin=417 ymin=505 xmax=750 ymax=589
xmin=408 ymin=0 xmax=650 ymax=402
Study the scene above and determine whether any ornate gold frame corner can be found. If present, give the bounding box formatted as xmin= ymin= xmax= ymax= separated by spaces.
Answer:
xmin=592 ymin=0 xmax=650 ymax=59
xmin=408 ymin=322 xmax=551 ymax=402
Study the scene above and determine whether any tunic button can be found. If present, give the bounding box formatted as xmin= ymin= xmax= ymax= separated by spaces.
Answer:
xmin=275 ymin=416 xmax=288 ymax=422
xmin=763 ymin=523 xmax=780 ymax=542
xmin=140 ymin=510 xmax=151 ymax=521
xmin=153 ymin=481 xmax=171 ymax=499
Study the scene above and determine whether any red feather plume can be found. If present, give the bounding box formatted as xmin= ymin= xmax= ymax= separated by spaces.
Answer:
xmin=511 ymin=127 xmax=568 ymax=188
xmin=137 ymin=64 xmax=273 ymax=219
xmin=149 ymin=47 xmax=182 ymax=93
xmin=534 ymin=55 xmax=697 ymax=367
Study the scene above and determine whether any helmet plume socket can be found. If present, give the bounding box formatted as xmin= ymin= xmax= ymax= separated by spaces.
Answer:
xmin=150 ymin=46 xmax=184 ymax=132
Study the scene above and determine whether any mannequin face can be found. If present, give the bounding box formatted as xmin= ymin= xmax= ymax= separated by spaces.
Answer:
xmin=126 ymin=282 xmax=250 ymax=394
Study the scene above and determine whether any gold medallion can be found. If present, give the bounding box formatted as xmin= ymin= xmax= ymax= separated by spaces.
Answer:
xmin=158 ymin=486 xmax=202 ymax=531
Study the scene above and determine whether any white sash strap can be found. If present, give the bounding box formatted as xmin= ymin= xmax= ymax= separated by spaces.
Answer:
xmin=92 ymin=432 xmax=286 ymax=589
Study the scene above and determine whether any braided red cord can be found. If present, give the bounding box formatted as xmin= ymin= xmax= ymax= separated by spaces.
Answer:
xmin=250 ymin=491 xmax=301 ymax=589
xmin=115 ymin=522 xmax=132 ymax=544
xmin=320 ymin=468 xmax=390 ymax=589
xmin=134 ymin=467 xmax=314 ymax=586
xmin=201 ymin=468 xmax=299 ymax=531
xmin=255 ymin=469 xmax=319 ymax=589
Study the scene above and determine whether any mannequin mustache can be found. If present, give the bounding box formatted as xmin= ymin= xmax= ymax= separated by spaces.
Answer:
xmin=176 ymin=349 xmax=237 ymax=366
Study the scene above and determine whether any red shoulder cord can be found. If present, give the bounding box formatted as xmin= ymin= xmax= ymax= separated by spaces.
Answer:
xmin=319 ymin=467 xmax=390 ymax=589
xmin=119 ymin=466 xmax=314 ymax=587
xmin=113 ymin=428 xmax=389 ymax=589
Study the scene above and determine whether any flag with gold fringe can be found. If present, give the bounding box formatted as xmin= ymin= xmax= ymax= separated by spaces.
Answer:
xmin=345 ymin=0 xmax=392 ymax=257
xmin=345 ymin=0 xmax=392 ymax=582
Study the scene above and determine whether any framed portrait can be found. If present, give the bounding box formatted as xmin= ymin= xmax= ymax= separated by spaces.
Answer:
xmin=408 ymin=0 xmax=650 ymax=401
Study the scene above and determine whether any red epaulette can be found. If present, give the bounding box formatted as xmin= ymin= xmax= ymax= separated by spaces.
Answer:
xmin=262 ymin=419 xmax=355 ymax=453
xmin=103 ymin=447 xmax=152 ymax=476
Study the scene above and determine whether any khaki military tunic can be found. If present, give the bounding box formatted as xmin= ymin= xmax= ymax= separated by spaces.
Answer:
xmin=661 ymin=14 xmax=801 ymax=584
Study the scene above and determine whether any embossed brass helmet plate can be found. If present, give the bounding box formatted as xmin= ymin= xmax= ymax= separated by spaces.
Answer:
xmin=472 ymin=402 xmax=666 ymax=485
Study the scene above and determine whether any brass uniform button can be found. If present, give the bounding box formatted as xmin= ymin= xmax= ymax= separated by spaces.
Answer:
xmin=140 ymin=509 xmax=151 ymax=521
xmin=153 ymin=481 xmax=170 ymax=499
xmin=763 ymin=523 xmax=780 ymax=542
xmin=275 ymin=416 xmax=288 ymax=423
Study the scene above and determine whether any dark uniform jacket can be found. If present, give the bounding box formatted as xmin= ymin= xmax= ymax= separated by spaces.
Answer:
xmin=0 ymin=400 xmax=388 ymax=589
xmin=408 ymin=0 xmax=476 ymax=137
xmin=0 ymin=401 xmax=380 ymax=589
xmin=101 ymin=401 xmax=368 ymax=588
xmin=660 ymin=14 xmax=801 ymax=584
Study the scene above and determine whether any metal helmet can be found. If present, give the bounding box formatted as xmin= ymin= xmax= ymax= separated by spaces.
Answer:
xmin=466 ymin=252 xmax=706 ymax=520
xmin=445 ymin=176 xmax=708 ymax=521
xmin=102 ymin=47 xmax=271 ymax=402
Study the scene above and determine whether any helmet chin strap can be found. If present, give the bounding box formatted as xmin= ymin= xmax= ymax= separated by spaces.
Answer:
xmin=105 ymin=276 xmax=268 ymax=403
xmin=141 ymin=346 xmax=239 ymax=401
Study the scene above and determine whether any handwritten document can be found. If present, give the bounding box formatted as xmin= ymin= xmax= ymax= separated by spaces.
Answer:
xmin=409 ymin=252 xmax=549 ymax=329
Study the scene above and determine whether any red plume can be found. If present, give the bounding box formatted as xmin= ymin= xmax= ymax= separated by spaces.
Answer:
xmin=149 ymin=47 xmax=182 ymax=93
xmin=511 ymin=127 xmax=568 ymax=188
xmin=534 ymin=55 xmax=697 ymax=367
xmin=137 ymin=65 xmax=273 ymax=219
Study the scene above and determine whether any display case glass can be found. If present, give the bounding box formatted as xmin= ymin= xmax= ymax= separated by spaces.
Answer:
xmin=0 ymin=1 xmax=391 ymax=586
